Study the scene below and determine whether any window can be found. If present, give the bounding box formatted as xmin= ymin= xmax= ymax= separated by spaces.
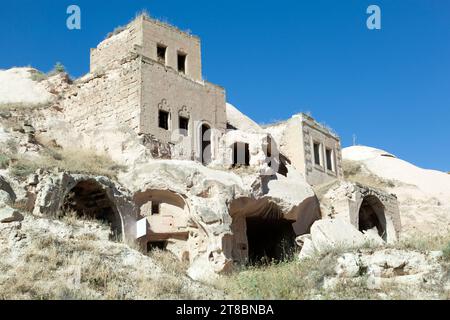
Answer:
xmin=158 ymin=110 xmax=170 ymax=130
xmin=151 ymin=202 xmax=160 ymax=215
xmin=326 ymin=148 xmax=334 ymax=172
xmin=157 ymin=44 xmax=167 ymax=64
xmin=179 ymin=116 xmax=189 ymax=136
xmin=313 ymin=142 xmax=321 ymax=166
xmin=232 ymin=142 xmax=250 ymax=167
xmin=177 ymin=52 xmax=187 ymax=74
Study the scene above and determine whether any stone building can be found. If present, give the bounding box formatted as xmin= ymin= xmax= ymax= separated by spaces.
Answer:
xmin=63 ymin=14 xmax=227 ymax=164
xmin=24 ymin=14 xmax=402 ymax=277
xmin=265 ymin=113 xmax=344 ymax=186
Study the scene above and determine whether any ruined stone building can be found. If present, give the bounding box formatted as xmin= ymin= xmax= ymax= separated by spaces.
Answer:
xmin=63 ymin=14 xmax=227 ymax=164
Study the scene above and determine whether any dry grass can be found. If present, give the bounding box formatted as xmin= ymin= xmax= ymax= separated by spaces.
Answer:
xmin=0 ymin=102 xmax=51 ymax=112
xmin=218 ymin=233 xmax=450 ymax=300
xmin=342 ymin=159 xmax=396 ymax=190
xmin=216 ymin=252 xmax=383 ymax=300
xmin=147 ymin=249 xmax=189 ymax=276
xmin=0 ymin=227 xmax=199 ymax=300
xmin=393 ymin=233 xmax=450 ymax=253
xmin=8 ymin=148 xmax=125 ymax=179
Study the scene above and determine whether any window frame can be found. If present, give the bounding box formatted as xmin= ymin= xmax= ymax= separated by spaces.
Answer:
xmin=157 ymin=44 xmax=167 ymax=65
xmin=177 ymin=51 xmax=187 ymax=74
xmin=158 ymin=110 xmax=170 ymax=130
xmin=179 ymin=116 xmax=189 ymax=136
xmin=313 ymin=141 xmax=322 ymax=167
xmin=325 ymin=148 xmax=335 ymax=172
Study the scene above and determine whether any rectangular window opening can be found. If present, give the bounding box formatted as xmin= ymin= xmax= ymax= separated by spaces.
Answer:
xmin=177 ymin=52 xmax=187 ymax=74
xmin=157 ymin=44 xmax=167 ymax=64
xmin=158 ymin=110 xmax=170 ymax=130
xmin=313 ymin=142 xmax=321 ymax=166
xmin=326 ymin=148 xmax=334 ymax=172
xmin=179 ymin=116 xmax=189 ymax=136
xmin=151 ymin=202 xmax=160 ymax=215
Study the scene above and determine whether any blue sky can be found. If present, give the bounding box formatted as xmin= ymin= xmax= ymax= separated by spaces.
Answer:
xmin=1 ymin=0 xmax=449 ymax=171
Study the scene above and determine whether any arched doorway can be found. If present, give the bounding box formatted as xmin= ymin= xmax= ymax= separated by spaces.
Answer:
xmin=200 ymin=123 xmax=211 ymax=165
xmin=62 ymin=180 xmax=123 ymax=241
xmin=358 ymin=195 xmax=387 ymax=240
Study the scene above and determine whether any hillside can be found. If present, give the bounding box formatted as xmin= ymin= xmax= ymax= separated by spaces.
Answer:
xmin=342 ymin=146 xmax=450 ymax=236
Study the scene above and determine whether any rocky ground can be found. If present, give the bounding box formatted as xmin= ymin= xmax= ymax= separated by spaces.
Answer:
xmin=0 ymin=212 xmax=226 ymax=300
xmin=1 ymin=209 xmax=449 ymax=300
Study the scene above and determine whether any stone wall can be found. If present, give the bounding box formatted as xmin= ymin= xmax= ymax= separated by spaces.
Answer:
xmin=141 ymin=16 xmax=202 ymax=82
xmin=90 ymin=18 xmax=142 ymax=73
xmin=140 ymin=57 xmax=226 ymax=162
xmin=299 ymin=114 xmax=343 ymax=186
xmin=90 ymin=15 xmax=202 ymax=82
xmin=63 ymin=55 xmax=142 ymax=136
xmin=266 ymin=114 xmax=343 ymax=186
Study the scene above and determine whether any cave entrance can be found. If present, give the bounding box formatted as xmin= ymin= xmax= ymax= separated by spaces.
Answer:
xmin=245 ymin=216 xmax=297 ymax=264
xmin=358 ymin=195 xmax=387 ymax=241
xmin=62 ymin=180 xmax=122 ymax=241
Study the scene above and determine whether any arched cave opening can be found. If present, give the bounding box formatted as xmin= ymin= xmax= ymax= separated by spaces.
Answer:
xmin=62 ymin=180 xmax=123 ymax=241
xmin=246 ymin=214 xmax=297 ymax=264
xmin=359 ymin=195 xmax=387 ymax=241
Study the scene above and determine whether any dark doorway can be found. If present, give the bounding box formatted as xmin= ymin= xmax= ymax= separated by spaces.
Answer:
xmin=147 ymin=241 xmax=168 ymax=252
xmin=359 ymin=196 xmax=387 ymax=240
xmin=201 ymin=124 xmax=211 ymax=165
xmin=232 ymin=142 xmax=250 ymax=167
xmin=62 ymin=180 xmax=122 ymax=241
xmin=246 ymin=216 xmax=297 ymax=264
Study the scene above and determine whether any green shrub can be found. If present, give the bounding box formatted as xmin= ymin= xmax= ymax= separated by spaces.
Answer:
xmin=30 ymin=71 xmax=48 ymax=82
xmin=48 ymin=62 xmax=66 ymax=76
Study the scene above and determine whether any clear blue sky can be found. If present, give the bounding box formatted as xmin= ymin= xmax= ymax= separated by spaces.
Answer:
xmin=1 ymin=0 xmax=449 ymax=171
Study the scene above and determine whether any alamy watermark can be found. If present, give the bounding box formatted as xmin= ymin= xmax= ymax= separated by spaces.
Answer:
xmin=367 ymin=5 xmax=381 ymax=30
xmin=67 ymin=5 xmax=81 ymax=30
xmin=66 ymin=5 xmax=381 ymax=31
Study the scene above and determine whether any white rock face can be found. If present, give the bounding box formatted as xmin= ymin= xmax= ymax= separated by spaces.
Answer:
xmin=119 ymin=160 xmax=320 ymax=280
xmin=343 ymin=146 xmax=450 ymax=236
xmin=298 ymin=218 xmax=385 ymax=259
xmin=326 ymin=249 xmax=447 ymax=298
xmin=0 ymin=206 xmax=24 ymax=223
xmin=0 ymin=68 xmax=54 ymax=105
xmin=226 ymin=103 xmax=264 ymax=134
xmin=310 ymin=219 xmax=367 ymax=253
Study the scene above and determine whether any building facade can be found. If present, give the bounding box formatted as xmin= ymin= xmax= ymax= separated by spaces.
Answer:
xmin=266 ymin=113 xmax=344 ymax=186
